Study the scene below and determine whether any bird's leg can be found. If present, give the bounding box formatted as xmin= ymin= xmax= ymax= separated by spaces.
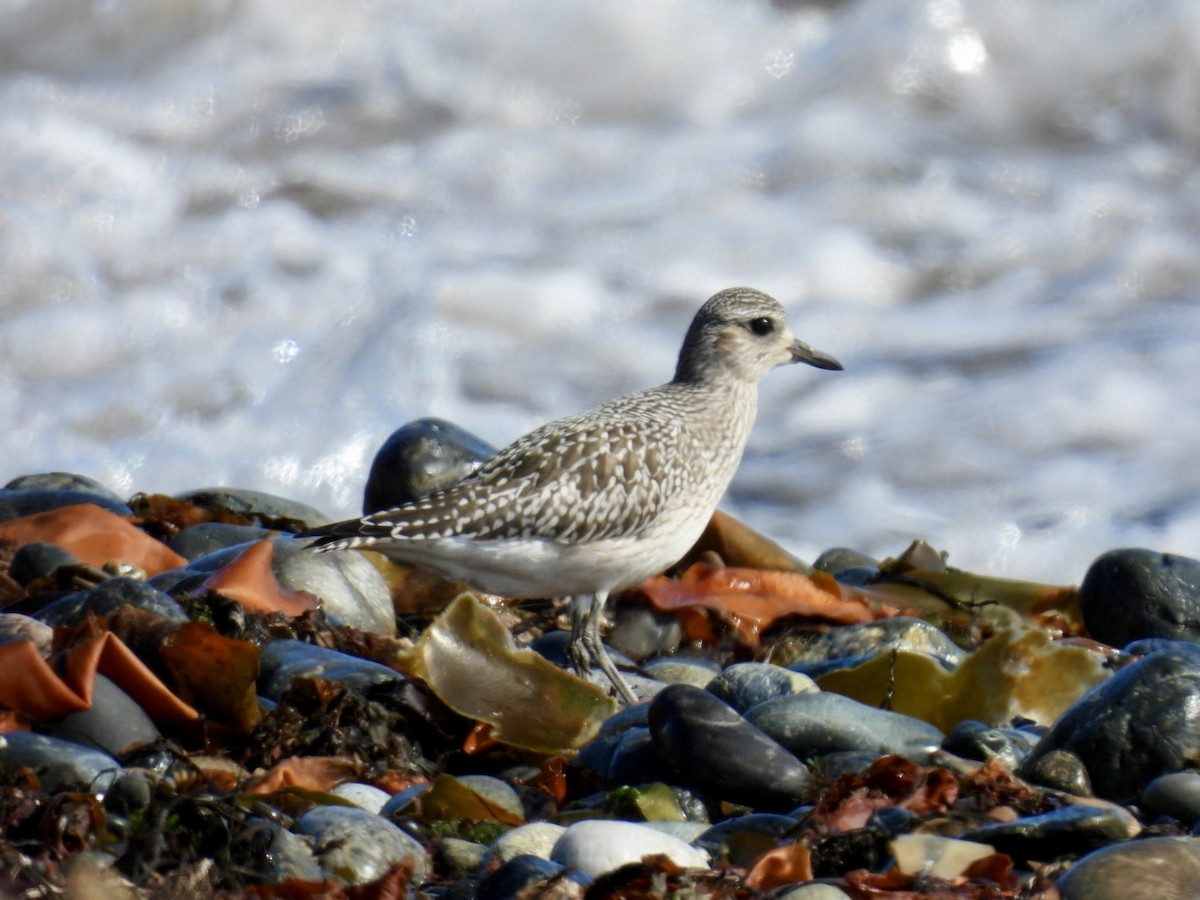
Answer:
xmin=568 ymin=592 xmax=637 ymax=705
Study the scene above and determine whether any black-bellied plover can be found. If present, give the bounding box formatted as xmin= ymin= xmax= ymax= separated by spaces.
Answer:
xmin=304 ymin=288 xmax=842 ymax=703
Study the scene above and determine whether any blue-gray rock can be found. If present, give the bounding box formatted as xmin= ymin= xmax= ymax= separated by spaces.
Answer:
xmin=696 ymin=813 xmax=799 ymax=865
xmin=8 ymin=542 xmax=80 ymax=585
xmin=363 ymin=418 xmax=497 ymax=515
xmin=706 ymin=662 xmax=816 ymax=714
xmin=46 ymin=674 xmax=160 ymax=756
xmin=0 ymin=732 xmax=121 ymax=791
xmin=478 ymin=855 xmax=564 ymax=900
xmin=605 ymin=604 xmax=682 ymax=661
xmin=36 ymin=577 xmax=188 ymax=627
xmin=5 ymin=472 xmax=124 ymax=500
xmin=1056 ymin=836 xmax=1200 ymax=900
xmin=784 ymin=616 xmax=965 ymax=671
xmin=1022 ymin=749 xmax=1093 ymax=797
xmin=962 ymin=803 xmax=1136 ymax=861
xmin=943 ymin=720 xmax=1042 ymax=770
xmin=174 ymin=487 xmax=328 ymax=527
xmin=641 ymin=656 xmax=721 ymax=688
xmin=1080 ymin=548 xmax=1200 ymax=647
xmin=296 ymin=805 xmax=430 ymax=884
xmin=0 ymin=614 xmax=53 ymax=655
xmin=0 ymin=489 xmax=132 ymax=522
xmin=103 ymin=772 xmax=153 ymax=819
xmin=259 ymin=639 xmax=405 ymax=698
xmin=1020 ymin=645 xmax=1200 ymax=800
xmin=648 ymin=684 xmax=813 ymax=810
xmin=168 ymin=522 xmax=273 ymax=560
xmin=746 ymin=691 xmax=944 ymax=761
xmin=258 ymin=817 xmax=325 ymax=883
xmin=1140 ymin=772 xmax=1200 ymax=826
xmin=812 ymin=548 xmax=880 ymax=575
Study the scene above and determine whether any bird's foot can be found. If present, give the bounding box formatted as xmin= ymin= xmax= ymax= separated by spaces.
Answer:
xmin=568 ymin=595 xmax=637 ymax=705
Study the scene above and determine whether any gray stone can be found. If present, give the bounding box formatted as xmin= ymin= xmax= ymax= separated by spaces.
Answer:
xmin=1080 ymin=548 xmax=1200 ymax=647
xmin=1056 ymin=836 xmax=1200 ymax=900
xmin=296 ymin=805 xmax=430 ymax=884
xmin=0 ymin=732 xmax=121 ymax=792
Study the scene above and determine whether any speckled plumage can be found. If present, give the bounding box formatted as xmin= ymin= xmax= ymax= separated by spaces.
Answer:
xmin=305 ymin=287 xmax=842 ymax=702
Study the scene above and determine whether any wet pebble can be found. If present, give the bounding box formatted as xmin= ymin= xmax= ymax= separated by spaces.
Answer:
xmin=46 ymin=674 xmax=160 ymax=756
xmin=491 ymin=821 xmax=566 ymax=863
xmin=706 ymin=662 xmax=817 ymax=715
xmin=295 ymin=805 xmax=430 ymax=884
xmin=696 ymin=813 xmax=799 ymax=866
xmin=961 ymin=802 xmax=1137 ymax=861
xmin=574 ymin=704 xmax=677 ymax=788
xmin=1022 ymin=749 xmax=1093 ymax=797
xmin=778 ymin=885 xmax=853 ymax=900
xmin=1056 ymin=835 xmax=1200 ymax=900
xmin=331 ymin=782 xmax=392 ymax=814
xmin=36 ymin=576 xmax=188 ymax=627
xmin=168 ymin=522 xmax=273 ymax=560
xmin=477 ymin=854 xmax=566 ymax=900
xmin=103 ymin=771 xmax=153 ymax=819
xmin=271 ymin=536 xmax=395 ymax=635
xmin=363 ymin=418 xmax=497 ymax=514
xmin=175 ymin=487 xmax=328 ymax=527
xmin=785 ymin=616 xmax=966 ymax=672
xmin=456 ymin=774 xmax=525 ymax=822
xmin=0 ymin=488 xmax=132 ymax=521
xmin=0 ymin=613 xmax=53 ymax=655
xmin=641 ymin=655 xmax=721 ymax=688
xmin=1020 ymin=644 xmax=1200 ymax=800
xmin=746 ymin=690 xmax=944 ymax=762
xmin=550 ymin=819 xmax=709 ymax=879
xmin=5 ymin=472 xmax=124 ymax=501
xmin=648 ymin=684 xmax=813 ymax=810
xmin=8 ymin=541 xmax=80 ymax=585
xmin=1140 ymin=772 xmax=1200 ymax=826
xmin=605 ymin=604 xmax=682 ymax=661
xmin=942 ymin=719 xmax=1042 ymax=770
xmin=812 ymin=547 xmax=880 ymax=575
xmin=0 ymin=732 xmax=121 ymax=792
xmin=1079 ymin=548 xmax=1200 ymax=647
xmin=258 ymin=639 xmax=406 ymax=698
xmin=258 ymin=818 xmax=325 ymax=884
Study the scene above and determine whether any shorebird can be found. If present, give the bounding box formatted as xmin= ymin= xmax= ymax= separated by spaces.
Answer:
xmin=304 ymin=288 xmax=842 ymax=703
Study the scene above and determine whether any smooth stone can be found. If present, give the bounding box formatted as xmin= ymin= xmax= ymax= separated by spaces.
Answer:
xmin=1020 ymin=749 xmax=1092 ymax=797
xmin=605 ymin=604 xmax=683 ymax=661
xmin=380 ymin=782 xmax=429 ymax=817
xmin=456 ymin=774 xmax=525 ymax=822
xmin=258 ymin=817 xmax=325 ymax=884
xmin=0 ymin=613 xmax=53 ymax=654
xmin=707 ymin=662 xmax=817 ymax=715
xmin=492 ymin=821 xmax=567 ymax=863
xmin=36 ymin=576 xmax=188 ymax=627
xmin=0 ymin=488 xmax=132 ymax=521
xmin=296 ymin=805 xmax=430 ymax=884
xmin=0 ymin=732 xmax=121 ymax=792
xmin=1056 ymin=836 xmax=1200 ymax=900
xmin=942 ymin=720 xmax=1041 ymax=771
xmin=961 ymin=803 xmax=1137 ymax=861
xmin=477 ymin=854 xmax=565 ymax=900
xmin=175 ymin=487 xmax=329 ymax=527
xmin=271 ymin=537 xmax=395 ymax=635
xmin=363 ymin=418 xmax=497 ymax=514
xmin=778 ymin=886 xmax=853 ymax=900
xmin=606 ymin=726 xmax=680 ymax=787
xmin=532 ymin=630 xmax=662 ymax=699
xmin=1140 ymin=772 xmax=1200 ymax=825
xmin=645 ymin=820 xmax=709 ymax=843
xmin=439 ymin=837 xmax=489 ymax=880
xmin=550 ymin=819 xmax=709 ymax=878
xmin=892 ymin=834 xmax=997 ymax=879
xmin=696 ymin=813 xmax=800 ymax=866
xmin=641 ymin=656 xmax=722 ymax=688
xmin=1080 ymin=548 xmax=1200 ymax=647
xmin=331 ymin=782 xmax=392 ymax=814
xmin=573 ymin=704 xmax=677 ymax=787
xmin=784 ymin=616 xmax=966 ymax=670
xmin=811 ymin=749 xmax=888 ymax=781
xmin=258 ymin=639 xmax=405 ymax=698
xmin=103 ymin=772 xmax=153 ymax=818
xmin=746 ymin=691 xmax=944 ymax=762
xmin=168 ymin=522 xmax=273 ymax=560
xmin=46 ymin=674 xmax=160 ymax=756
xmin=5 ymin=472 xmax=124 ymax=501
xmin=9 ymin=542 xmax=80 ymax=585
xmin=1020 ymin=645 xmax=1200 ymax=800
xmin=812 ymin=547 xmax=880 ymax=575
xmin=648 ymin=684 xmax=813 ymax=810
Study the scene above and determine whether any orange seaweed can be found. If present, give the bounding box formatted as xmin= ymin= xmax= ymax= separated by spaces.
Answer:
xmin=202 ymin=539 xmax=318 ymax=616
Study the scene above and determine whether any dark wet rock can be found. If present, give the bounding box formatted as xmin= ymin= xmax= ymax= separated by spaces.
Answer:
xmin=103 ymin=772 xmax=153 ymax=819
xmin=696 ymin=813 xmax=799 ymax=866
xmin=0 ymin=613 xmax=53 ymax=655
xmin=573 ymin=703 xmax=677 ymax=787
xmin=1140 ymin=772 xmax=1200 ymax=826
xmin=46 ymin=674 xmax=160 ymax=756
xmin=531 ymin=629 xmax=660 ymax=698
xmin=477 ymin=854 xmax=564 ymax=900
xmin=961 ymin=803 xmax=1136 ymax=861
xmin=1079 ymin=548 xmax=1200 ymax=647
xmin=36 ymin=576 xmax=188 ymax=627
xmin=784 ymin=616 xmax=965 ymax=670
xmin=810 ymin=749 xmax=889 ymax=781
xmin=0 ymin=732 xmax=121 ymax=792
xmin=605 ymin=604 xmax=682 ymax=661
xmin=296 ymin=805 xmax=430 ymax=884
xmin=9 ymin=541 xmax=80 ymax=584
xmin=363 ymin=418 xmax=497 ymax=514
xmin=259 ymin=639 xmax=405 ymax=698
xmin=648 ymin=684 xmax=813 ymax=810
xmin=1056 ymin=836 xmax=1200 ymax=900
xmin=1020 ymin=645 xmax=1200 ymax=800
xmin=706 ymin=662 xmax=816 ymax=715
xmin=746 ymin=691 xmax=944 ymax=762
xmin=942 ymin=719 xmax=1041 ymax=770
xmin=0 ymin=489 xmax=132 ymax=522
xmin=174 ymin=487 xmax=328 ymax=528
xmin=812 ymin=547 xmax=880 ymax=575
xmin=258 ymin=818 xmax=325 ymax=884
xmin=1023 ymin=749 xmax=1093 ymax=797
xmin=4 ymin=472 xmax=124 ymax=500
xmin=168 ymin=522 xmax=273 ymax=560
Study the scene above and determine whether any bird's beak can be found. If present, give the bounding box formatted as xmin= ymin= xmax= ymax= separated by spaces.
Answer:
xmin=790 ymin=338 xmax=843 ymax=371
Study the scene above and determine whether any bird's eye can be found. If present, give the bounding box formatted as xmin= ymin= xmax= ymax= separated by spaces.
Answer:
xmin=748 ymin=317 xmax=774 ymax=336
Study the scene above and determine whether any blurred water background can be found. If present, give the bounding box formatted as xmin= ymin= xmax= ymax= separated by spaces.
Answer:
xmin=2 ymin=0 xmax=1199 ymax=582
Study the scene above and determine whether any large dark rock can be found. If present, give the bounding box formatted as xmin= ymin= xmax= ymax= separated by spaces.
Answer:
xmin=1079 ymin=548 xmax=1200 ymax=647
xmin=362 ymin=418 xmax=497 ymax=514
